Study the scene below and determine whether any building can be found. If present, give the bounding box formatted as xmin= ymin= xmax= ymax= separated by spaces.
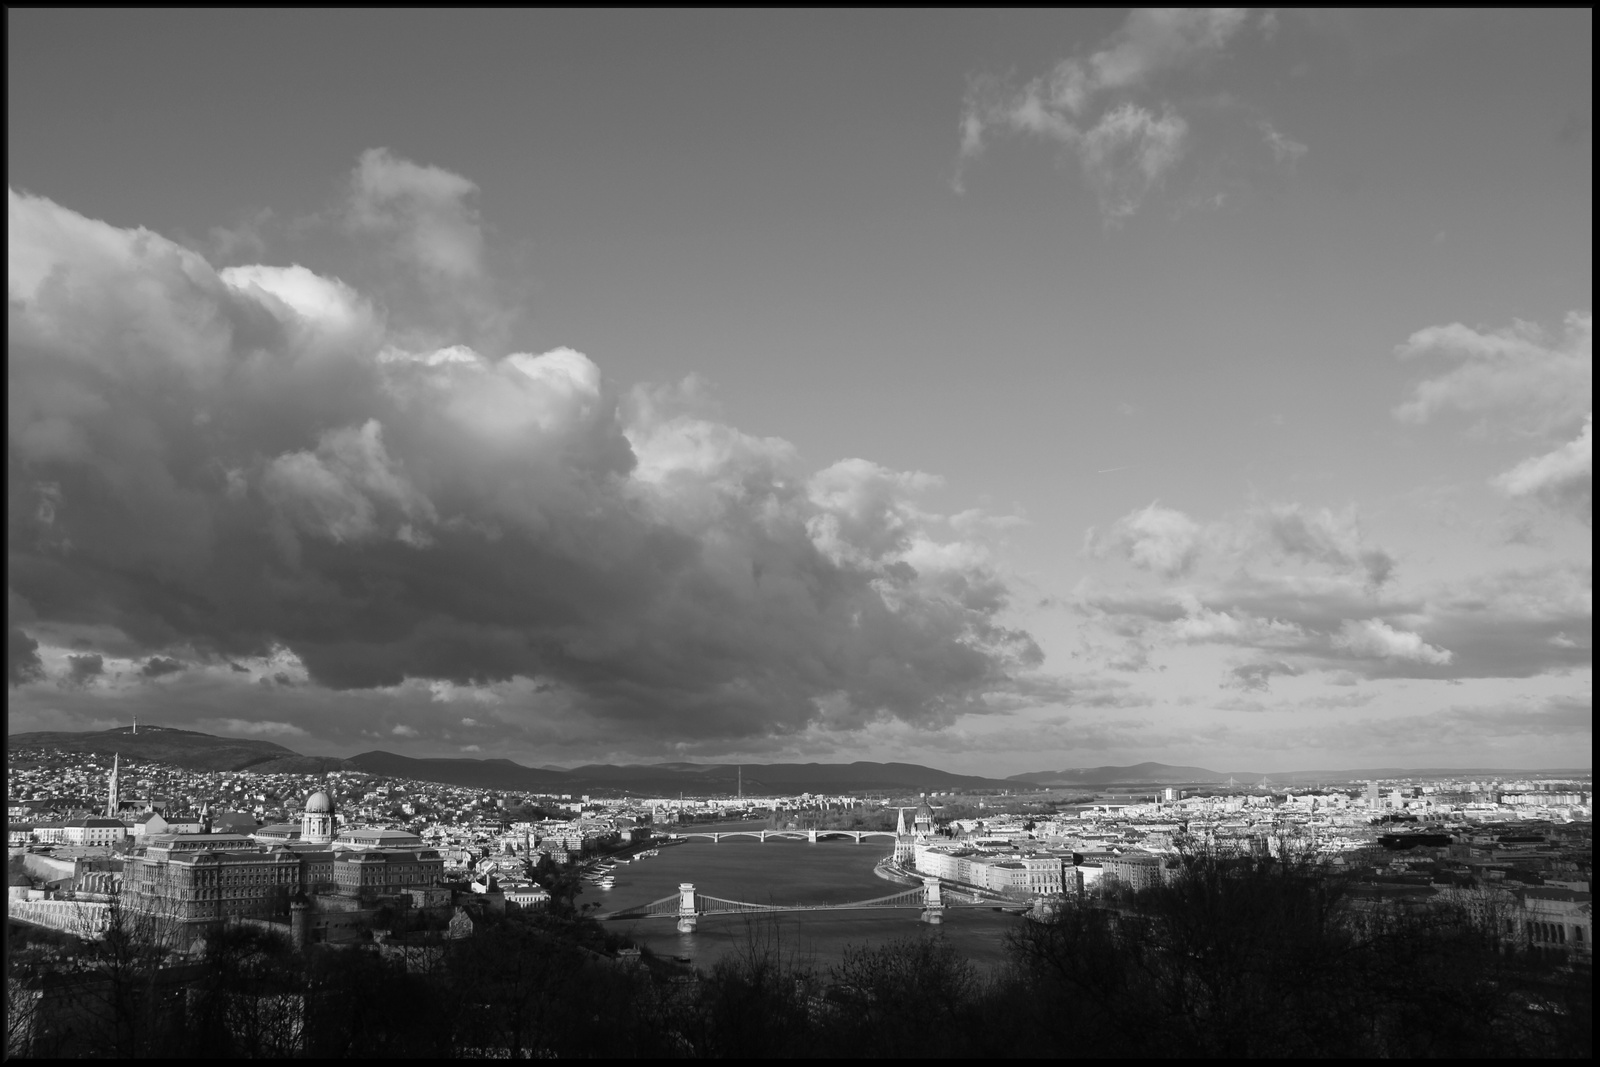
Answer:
xmin=301 ymin=790 xmax=335 ymax=846
xmin=913 ymin=798 xmax=935 ymax=837
xmin=330 ymin=850 xmax=445 ymax=901
xmin=122 ymin=842 xmax=329 ymax=924
xmin=1101 ymin=850 xmax=1177 ymax=893
xmin=120 ymin=793 xmax=442 ymax=937
xmin=893 ymin=807 xmax=916 ymax=866
xmin=130 ymin=812 xmax=170 ymax=839
xmin=1518 ymin=887 xmax=1593 ymax=955
xmin=334 ymin=827 xmax=424 ymax=851
xmin=911 ymin=841 xmax=1067 ymax=897
xmin=60 ymin=817 xmax=128 ymax=847
xmin=502 ymin=883 xmax=551 ymax=911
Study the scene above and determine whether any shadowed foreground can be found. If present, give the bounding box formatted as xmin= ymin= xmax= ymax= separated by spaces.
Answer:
xmin=8 ymin=851 xmax=1591 ymax=1058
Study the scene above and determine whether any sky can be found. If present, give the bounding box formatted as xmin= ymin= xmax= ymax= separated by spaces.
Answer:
xmin=7 ymin=9 xmax=1591 ymax=775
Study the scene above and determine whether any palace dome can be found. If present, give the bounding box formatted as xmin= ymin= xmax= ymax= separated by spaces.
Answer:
xmin=304 ymin=790 xmax=334 ymax=814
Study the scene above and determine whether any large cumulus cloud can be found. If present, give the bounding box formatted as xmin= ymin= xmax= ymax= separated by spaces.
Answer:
xmin=8 ymin=168 xmax=1064 ymax=751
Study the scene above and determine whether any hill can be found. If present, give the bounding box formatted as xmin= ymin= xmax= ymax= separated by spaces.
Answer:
xmin=346 ymin=753 xmax=1016 ymax=795
xmin=343 ymin=751 xmax=571 ymax=791
xmin=8 ymin=726 xmax=300 ymax=772
xmin=5 ymin=725 xmax=1018 ymax=794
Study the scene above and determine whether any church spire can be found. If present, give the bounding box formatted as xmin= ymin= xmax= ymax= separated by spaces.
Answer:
xmin=106 ymin=753 xmax=120 ymax=817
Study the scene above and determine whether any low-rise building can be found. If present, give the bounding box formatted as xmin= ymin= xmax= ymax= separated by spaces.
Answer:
xmin=61 ymin=817 xmax=128 ymax=847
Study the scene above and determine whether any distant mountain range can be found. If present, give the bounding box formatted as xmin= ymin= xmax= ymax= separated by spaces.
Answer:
xmin=1007 ymin=762 xmax=1591 ymax=787
xmin=12 ymin=727 xmax=1583 ymax=795
xmin=8 ymin=727 xmax=1016 ymax=795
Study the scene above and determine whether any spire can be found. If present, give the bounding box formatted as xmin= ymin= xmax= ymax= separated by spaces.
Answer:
xmin=106 ymin=753 xmax=120 ymax=817
xmin=895 ymin=806 xmax=908 ymax=836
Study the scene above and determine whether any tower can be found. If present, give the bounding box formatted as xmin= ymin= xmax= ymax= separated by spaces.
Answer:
xmin=105 ymin=753 xmax=120 ymax=817
xmin=893 ymin=807 xmax=915 ymax=866
xmin=913 ymin=794 xmax=934 ymax=838
xmin=289 ymin=893 xmax=311 ymax=951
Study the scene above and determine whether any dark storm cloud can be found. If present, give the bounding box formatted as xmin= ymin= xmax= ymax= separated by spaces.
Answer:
xmin=8 ymin=627 xmax=45 ymax=686
xmin=65 ymin=652 xmax=103 ymax=685
xmin=140 ymin=656 xmax=184 ymax=678
xmin=7 ymin=173 xmax=1067 ymax=748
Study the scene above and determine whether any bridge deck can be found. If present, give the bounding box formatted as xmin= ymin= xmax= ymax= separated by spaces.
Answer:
xmin=596 ymin=886 xmax=1004 ymax=921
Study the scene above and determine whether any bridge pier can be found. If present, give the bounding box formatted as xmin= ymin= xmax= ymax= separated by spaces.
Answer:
xmin=920 ymin=876 xmax=944 ymax=925
xmin=677 ymin=883 xmax=697 ymax=932
xmin=807 ymin=829 xmax=817 ymax=844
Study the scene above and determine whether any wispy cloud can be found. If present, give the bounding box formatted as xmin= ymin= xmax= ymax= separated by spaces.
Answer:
xmin=955 ymin=8 xmax=1300 ymax=219
xmin=1396 ymin=310 xmax=1591 ymax=522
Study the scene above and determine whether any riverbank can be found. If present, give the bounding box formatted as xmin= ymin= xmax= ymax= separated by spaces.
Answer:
xmin=873 ymin=855 xmax=920 ymax=887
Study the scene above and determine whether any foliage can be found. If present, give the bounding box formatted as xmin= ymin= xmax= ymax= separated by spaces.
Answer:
xmin=7 ymin=856 xmax=1592 ymax=1058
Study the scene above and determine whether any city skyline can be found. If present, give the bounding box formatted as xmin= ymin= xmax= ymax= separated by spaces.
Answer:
xmin=7 ymin=9 xmax=1592 ymax=776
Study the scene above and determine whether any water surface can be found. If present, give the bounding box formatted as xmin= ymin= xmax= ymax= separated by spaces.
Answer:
xmin=592 ymin=836 xmax=1021 ymax=974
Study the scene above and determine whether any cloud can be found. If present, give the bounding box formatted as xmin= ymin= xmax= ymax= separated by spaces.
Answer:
xmin=1393 ymin=311 xmax=1591 ymax=433
xmin=1396 ymin=311 xmax=1591 ymax=523
xmin=1225 ymin=660 xmax=1301 ymax=692
xmin=9 ymin=628 xmax=45 ymax=686
xmin=1248 ymin=503 xmax=1395 ymax=586
xmin=956 ymin=9 xmax=1300 ymax=218
xmin=345 ymin=148 xmax=483 ymax=280
xmin=1259 ymin=121 xmax=1308 ymax=166
xmin=1091 ymin=499 xmax=1395 ymax=586
xmin=1296 ymin=691 xmax=1376 ymax=710
xmin=1081 ymin=553 xmax=1586 ymax=688
xmin=261 ymin=419 xmax=438 ymax=546
xmin=139 ymin=656 xmax=184 ymax=678
xmin=65 ymin=652 xmax=104 ymax=686
xmin=1492 ymin=413 xmax=1591 ymax=520
xmin=198 ymin=718 xmax=307 ymax=738
xmin=1331 ymin=618 xmax=1452 ymax=665
xmin=1090 ymin=501 xmax=1204 ymax=577
xmin=7 ymin=175 xmax=1072 ymax=755
xmin=1046 ymin=8 xmax=1251 ymax=118
xmin=1078 ymin=104 xmax=1190 ymax=220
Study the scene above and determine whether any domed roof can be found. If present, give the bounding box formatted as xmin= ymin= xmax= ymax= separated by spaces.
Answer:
xmin=304 ymin=790 xmax=334 ymax=814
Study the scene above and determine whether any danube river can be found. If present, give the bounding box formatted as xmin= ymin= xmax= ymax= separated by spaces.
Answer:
xmin=590 ymin=832 xmax=1022 ymax=974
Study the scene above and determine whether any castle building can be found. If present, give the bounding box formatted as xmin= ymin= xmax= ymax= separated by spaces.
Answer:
xmin=121 ymin=792 xmax=442 ymax=941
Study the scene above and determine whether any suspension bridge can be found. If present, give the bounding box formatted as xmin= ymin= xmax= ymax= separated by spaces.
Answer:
xmin=598 ymin=877 xmax=995 ymax=929
xmin=667 ymin=829 xmax=899 ymax=844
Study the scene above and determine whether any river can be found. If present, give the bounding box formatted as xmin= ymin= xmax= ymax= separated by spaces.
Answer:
xmin=587 ymin=833 xmax=1022 ymax=976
